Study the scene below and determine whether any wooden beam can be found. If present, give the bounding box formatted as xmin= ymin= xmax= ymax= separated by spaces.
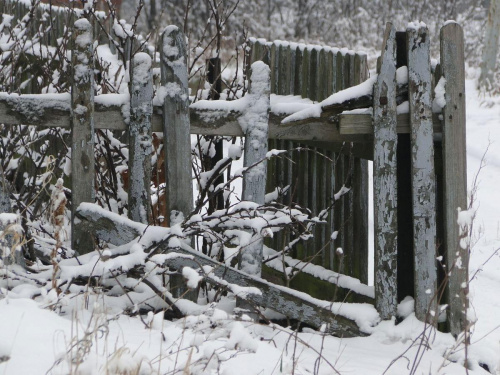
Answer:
xmin=240 ymin=62 xmax=271 ymax=277
xmin=75 ymin=203 xmax=372 ymax=337
xmin=440 ymin=22 xmax=468 ymax=337
xmin=128 ymin=53 xmax=153 ymax=224
xmin=160 ymin=26 xmax=193 ymax=226
xmin=339 ymin=113 xmax=443 ymax=135
xmin=71 ymin=18 xmax=95 ymax=254
xmin=407 ymin=24 xmax=438 ymax=323
xmin=373 ymin=23 xmax=398 ymax=320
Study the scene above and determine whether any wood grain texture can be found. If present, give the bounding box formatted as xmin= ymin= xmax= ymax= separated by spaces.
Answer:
xmin=407 ymin=25 xmax=437 ymax=322
xmin=373 ymin=23 xmax=398 ymax=320
xmin=160 ymin=26 xmax=193 ymax=226
xmin=440 ymin=22 xmax=468 ymax=337
xmin=128 ymin=53 xmax=153 ymax=224
xmin=71 ymin=18 xmax=95 ymax=254
xmin=76 ymin=203 xmax=370 ymax=337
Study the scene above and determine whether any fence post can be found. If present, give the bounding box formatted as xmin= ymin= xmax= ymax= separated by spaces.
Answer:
xmin=160 ymin=26 xmax=196 ymax=301
xmin=440 ymin=22 xmax=468 ymax=337
xmin=128 ymin=52 xmax=153 ymax=224
xmin=160 ymin=26 xmax=193 ymax=226
xmin=373 ymin=23 xmax=398 ymax=320
xmin=71 ymin=18 xmax=95 ymax=254
xmin=407 ymin=24 xmax=438 ymax=322
xmin=240 ymin=61 xmax=271 ymax=277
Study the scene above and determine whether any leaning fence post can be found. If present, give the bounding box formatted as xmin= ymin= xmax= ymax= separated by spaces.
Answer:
xmin=128 ymin=52 xmax=153 ymax=224
xmin=440 ymin=22 xmax=468 ymax=337
xmin=160 ymin=26 xmax=193 ymax=226
xmin=71 ymin=18 xmax=95 ymax=254
xmin=240 ymin=61 xmax=271 ymax=277
xmin=407 ymin=23 xmax=438 ymax=323
xmin=373 ymin=23 xmax=398 ymax=320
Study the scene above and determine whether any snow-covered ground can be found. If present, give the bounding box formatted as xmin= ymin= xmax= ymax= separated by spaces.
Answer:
xmin=1 ymin=72 xmax=500 ymax=375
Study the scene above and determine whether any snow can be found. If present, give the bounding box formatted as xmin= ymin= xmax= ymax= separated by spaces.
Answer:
xmin=1 ymin=36 xmax=500 ymax=373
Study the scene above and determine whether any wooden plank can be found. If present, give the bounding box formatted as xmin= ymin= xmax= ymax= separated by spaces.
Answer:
xmin=326 ymin=49 xmax=336 ymax=96
xmin=294 ymin=45 xmax=304 ymax=96
xmin=407 ymin=24 xmax=437 ymax=322
xmin=308 ymin=47 xmax=319 ymax=102
xmin=75 ymin=203 xmax=370 ymax=337
xmin=318 ymin=49 xmax=327 ymax=101
xmin=270 ymin=43 xmax=279 ymax=94
xmin=128 ymin=53 xmax=153 ymax=224
xmin=373 ymin=23 xmax=398 ymax=320
xmin=301 ymin=47 xmax=310 ymax=99
xmin=71 ymin=18 xmax=95 ymax=254
xmin=339 ymin=113 xmax=443 ymax=135
xmin=440 ymin=22 xmax=468 ymax=337
xmin=240 ymin=62 xmax=271 ymax=277
xmin=160 ymin=26 xmax=193 ymax=226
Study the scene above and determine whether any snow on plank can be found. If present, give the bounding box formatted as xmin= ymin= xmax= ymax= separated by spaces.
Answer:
xmin=76 ymin=203 xmax=378 ymax=337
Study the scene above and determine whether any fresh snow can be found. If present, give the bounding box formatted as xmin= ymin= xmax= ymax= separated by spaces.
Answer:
xmin=1 ymin=73 xmax=500 ymax=374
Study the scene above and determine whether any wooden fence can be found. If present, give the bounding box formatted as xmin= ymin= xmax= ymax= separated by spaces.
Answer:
xmin=247 ymin=39 xmax=370 ymax=286
xmin=0 ymin=8 xmax=468 ymax=338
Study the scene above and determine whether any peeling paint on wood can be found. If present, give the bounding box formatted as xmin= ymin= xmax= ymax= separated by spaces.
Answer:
xmin=373 ymin=23 xmax=398 ymax=320
xmin=407 ymin=25 xmax=438 ymax=323
xmin=128 ymin=53 xmax=153 ymax=224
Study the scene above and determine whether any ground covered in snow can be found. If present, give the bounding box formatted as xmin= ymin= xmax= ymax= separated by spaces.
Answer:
xmin=1 ymin=71 xmax=500 ymax=374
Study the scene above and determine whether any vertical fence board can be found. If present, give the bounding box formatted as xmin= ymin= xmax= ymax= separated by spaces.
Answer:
xmin=308 ymin=47 xmax=319 ymax=102
xmin=317 ymin=49 xmax=327 ymax=101
xmin=373 ymin=23 xmax=398 ymax=319
xmin=71 ymin=18 xmax=95 ymax=254
xmin=440 ymin=22 xmax=468 ymax=336
xmin=301 ymin=48 xmax=311 ymax=99
xmin=160 ymin=26 xmax=193 ymax=225
xmin=352 ymin=52 xmax=369 ymax=284
xmin=407 ymin=25 xmax=437 ymax=322
xmin=294 ymin=45 xmax=304 ymax=96
xmin=128 ymin=53 xmax=153 ymax=224
xmin=270 ymin=43 xmax=279 ymax=95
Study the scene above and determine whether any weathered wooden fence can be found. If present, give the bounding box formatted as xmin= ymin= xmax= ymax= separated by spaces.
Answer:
xmin=0 ymin=8 xmax=468 ymax=338
xmin=247 ymin=39 xmax=370 ymax=285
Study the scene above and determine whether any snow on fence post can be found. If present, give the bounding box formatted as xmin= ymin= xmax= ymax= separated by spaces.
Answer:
xmin=160 ymin=26 xmax=193 ymax=226
xmin=373 ymin=23 xmax=398 ymax=320
xmin=407 ymin=24 xmax=438 ymax=323
xmin=71 ymin=18 xmax=95 ymax=254
xmin=440 ymin=22 xmax=468 ymax=337
xmin=128 ymin=52 xmax=153 ymax=224
xmin=240 ymin=61 xmax=271 ymax=277
xmin=160 ymin=26 xmax=197 ymax=302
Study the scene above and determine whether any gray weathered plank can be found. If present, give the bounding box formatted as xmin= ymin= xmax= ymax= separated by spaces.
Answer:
xmin=407 ymin=24 xmax=437 ymax=322
xmin=71 ymin=18 xmax=95 ymax=254
xmin=373 ymin=23 xmax=398 ymax=320
xmin=240 ymin=61 xmax=271 ymax=277
xmin=0 ymin=94 xmax=442 ymax=140
xmin=160 ymin=26 xmax=193 ymax=226
xmin=128 ymin=53 xmax=153 ymax=224
xmin=440 ymin=22 xmax=468 ymax=337
xmin=75 ymin=203 xmax=371 ymax=337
